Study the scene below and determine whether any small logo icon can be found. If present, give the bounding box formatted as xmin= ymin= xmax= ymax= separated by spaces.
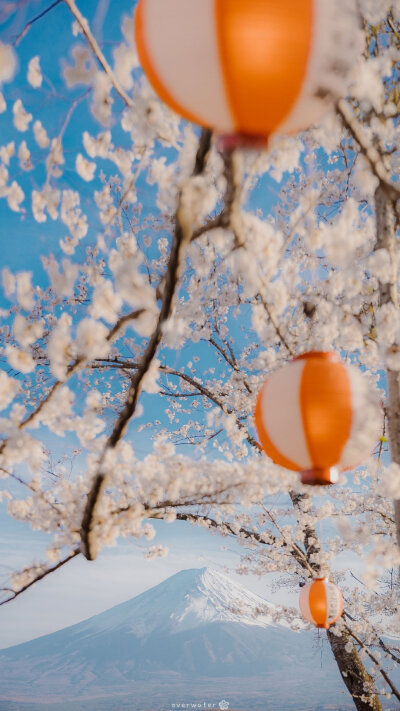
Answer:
xmin=219 ymin=702 xmax=229 ymax=710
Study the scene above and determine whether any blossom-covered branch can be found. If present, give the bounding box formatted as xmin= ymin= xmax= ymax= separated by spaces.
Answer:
xmin=80 ymin=129 xmax=212 ymax=560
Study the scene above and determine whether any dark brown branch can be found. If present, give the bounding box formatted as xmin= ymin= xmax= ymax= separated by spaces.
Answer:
xmin=0 ymin=549 xmax=80 ymax=606
xmin=193 ymin=129 xmax=212 ymax=177
xmin=209 ymin=337 xmax=236 ymax=369
xmin=80 ymin=129 xmax=212 ymax=561
xmin=257 ymin=293 xmax=295 ymax=357
xmin=344 ymin=610 xmax=400 ymax=667
xmin=191 ymin=144 xmax=239 ymax=242
xmin=12 ymin=0 xmax=62 ymax=46
xmin=5 ymin=469 xmax=62 ymax=516
xmin=191 ymin=213 xmax=226 ymax=241
xmin=328 ymin=625 xmax=383 ymax=711
xmin=106 ymin=309 xmax=145 ymax=342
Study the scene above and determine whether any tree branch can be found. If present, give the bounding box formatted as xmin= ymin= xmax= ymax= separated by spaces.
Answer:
xmin=328 ymin=624 xmax=383 ymax=711
xmin=175 ymin=512 xmax=312 ymax=572
xmin=374 ymin=184 xmax=400 ymax=550
xmin=191 ymin=145 xmax=240 ymax=242
xmin=0 ymin=549 xmax=80 ymax=606
xmin=80 ymin=129 xmax=212 ymax=561
xmin=337 ymin=99 xmax=400 ymax=201
xmin=12 ymin=0 xmax=63 ymax=46
xmin=345 ymin=623 xmax=400 ymax=703
xmin=257 ymin=293 xmax=296 ymax=357
xmin=62 ymin=0 xmax=134 ymax=108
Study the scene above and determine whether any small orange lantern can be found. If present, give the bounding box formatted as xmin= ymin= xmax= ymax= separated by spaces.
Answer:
xmin=299 ymin=578 xmax=343 ymax=629
xmin=254 ymin=351 xmax=381 ymax=486
xmin=135 ymin=0 xmax=359 ymax=145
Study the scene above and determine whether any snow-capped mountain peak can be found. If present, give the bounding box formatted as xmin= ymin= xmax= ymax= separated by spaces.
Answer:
xmin=169 ymin=568 xmax=277 ymax=630
xmin=75 ymin=567 xmax=280 ymax=638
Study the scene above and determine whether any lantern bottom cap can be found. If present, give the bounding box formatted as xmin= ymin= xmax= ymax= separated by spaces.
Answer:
xmin=216 ymin=133 xmax=269 ymax=152
xmin=316 ymin=624 xmax=330 ymax=629
xmin=300 ymin=467 xmax=340 ymax=486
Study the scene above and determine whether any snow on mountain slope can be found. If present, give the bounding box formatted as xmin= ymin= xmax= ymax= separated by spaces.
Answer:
xmin=72 ymin=567 xmax=285 ymax=638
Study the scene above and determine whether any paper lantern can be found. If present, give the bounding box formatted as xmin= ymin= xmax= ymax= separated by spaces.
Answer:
xmin=254 ymin=351 xmax=381 ymax=485
xmin=135 ymin=0 xmax=359 ymax=145
xmin=299 ymin=578 xmax=343 ymax=629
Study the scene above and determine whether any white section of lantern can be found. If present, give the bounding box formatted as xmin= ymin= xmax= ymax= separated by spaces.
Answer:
xmin=326 ymin=581 xmax=342 ymax=624
xmin=260 ymin=359 xmax=313 ymax=471
xmin=141 ymin=0 xmax=234 ymax=132
xmin=299 ymin=584 xmax=314 ymax=624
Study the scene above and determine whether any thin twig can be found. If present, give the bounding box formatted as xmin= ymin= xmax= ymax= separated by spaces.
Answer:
xmin=59 ymin=88 xmax=91 ymax=140
xmin=0 ymin=549 xmax=80 ymax=606
xmin=63 ymin=0 xmax=134 ymax=107
xmin=12 ymin=0 xmax=63 ymax=46
xmin=378 ymin=637 xmax=400 ymax=666
xmin=257 ymin=293 xmax=296 ymax=356
xmin=208 ymin=330 xmax=252 ymax=393
xmin=4 ymin=469 xmax=62 ymax=516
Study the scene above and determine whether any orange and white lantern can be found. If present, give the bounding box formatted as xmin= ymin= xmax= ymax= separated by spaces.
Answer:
xmin=135 ymin=0 xmax=359 ymax=145
xmin=299 ymin=578 xmax=343 ymax=629
xmin=254 ymin=351 xmax=381 ymax=486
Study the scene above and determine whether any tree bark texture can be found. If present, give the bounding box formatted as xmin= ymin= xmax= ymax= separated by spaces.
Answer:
xmin=328 ymin=628 xmax=383 ymax=711
xmin=375 ymin=184 xmax=400 ymax=550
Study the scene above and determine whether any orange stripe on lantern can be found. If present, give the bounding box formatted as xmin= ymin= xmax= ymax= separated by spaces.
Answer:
xmin=299 ymin=354 xmax=353 ymax=470
xmin=214 ymin=0 xmax=314 ymax=137
xmin=135 ymin=0 xmax=206 ymax=127
xmin=308 ymin=579 xmax=329 ymax=628
xmin=254 ymin=385 xmax=301 ymax=472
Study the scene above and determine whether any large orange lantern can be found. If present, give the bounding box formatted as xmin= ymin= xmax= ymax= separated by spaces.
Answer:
xmin=299 ymin=578 xmax=343 ymax=629
xmin=254 ymin=352 xmax=381 ymax=486
xmin=135 ymin=0 xmax=359 ymax=145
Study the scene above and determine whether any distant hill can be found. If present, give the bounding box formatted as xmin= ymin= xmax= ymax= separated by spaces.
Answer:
xmin=0 ymin=568 xmax=397 ymax=710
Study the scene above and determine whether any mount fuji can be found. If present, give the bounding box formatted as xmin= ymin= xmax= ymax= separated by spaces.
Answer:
xmin=0 ymin=568 xmax=392 ymax=710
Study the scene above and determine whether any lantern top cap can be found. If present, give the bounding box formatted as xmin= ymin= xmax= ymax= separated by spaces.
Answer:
xmin=294 ymin=351 xmax=340 ymax=363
